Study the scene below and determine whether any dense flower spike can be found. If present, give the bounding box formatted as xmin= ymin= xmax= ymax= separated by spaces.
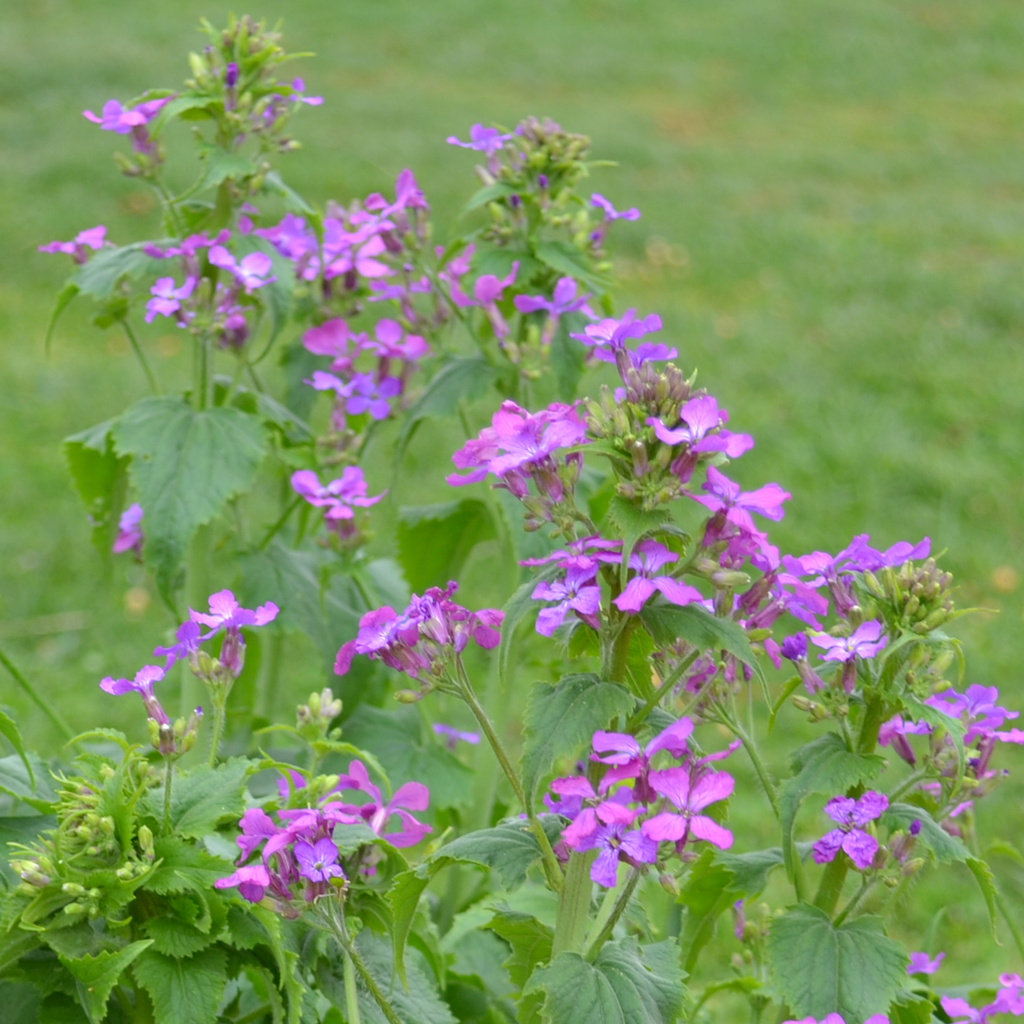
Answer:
xmin=812 ymin=791 xmax=888 ymax=870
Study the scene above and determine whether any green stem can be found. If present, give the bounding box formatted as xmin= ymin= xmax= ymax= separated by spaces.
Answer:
xmin=585 ymin=867 xmax=641 ymax=959
xmin=120 ymin=321 xmax=161 ymax=395
xmin=457 ymin=660 xmax=563 ymax=891
xmin=813 ymin=855 xmax=849 ymax=916
xmin=258 ymin=496 xmax=303 ymax=551
xmin=162 ymin=756 xmax=174 ymax=834
xmin=208 ymin=698 xmax=226 ymax=767
xmin=551 ymin=850 xmax=594 ymax=957
xmin=725 ymin=715 xmax=779 ymax=817
xmin=833 ymin=877 xmax=876 ymax=927
xmin=627 ymin=650 xmax=700 ymax=731
xmin=603 ymin=620 xmax=635 ymax=689
xmin=857 ymin=693 xmax=887 ymax=755
xmin=194 ymin=332 xmax=210 ymax=410
xmin=329 ymin=910 xmax=403 ymax=1024
xmin=888 ymin=766 xmax=931 ymax=803
xmin=343 ymin=948 xmax=362 ymax=1024
xmin=0 ymin=644 xmax=74 ymax=741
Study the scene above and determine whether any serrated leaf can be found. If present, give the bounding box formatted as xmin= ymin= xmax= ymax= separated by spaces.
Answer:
xmin=133 ymin=947 xmax=228 ymax=1024
xmin=779 ymin=733 xmax=885 ymax=883
xmin=606 ymin=496 xmax=671 ymax=589
xmin=138 ymin=758 xmax=251 ymax=839
xmin=639 ymin=602 xmax=756 ymax=668
xmin=199 ymin=146 xmax=257 ymax=190
xmin=62 ymin=419 xmax=128 ymax=556
xmin=881 ymin=803 xmax=969 ymax=864
xmin=73 ymin=242 xmax=166 ymax=300
xmin=486 ymin=910 xmax=553 ymax=989
xmin=397 ymin=357 xmax=497 ymax=460
xmin=144 ymin=836 xmax=234 ymax=896
xmin=59 ymin=940 xmax=153 ymax=1023
xmin=890 ymin=991 xmax=939 ymax=1024
xmin=342 ymin=705 xmax=473 ymax=811
xmin=112 ymin=397 xmax=266 ymax=599
xmin=523 ymin=937 xmax=685 ymax=1024
xmin=396 ymin=499 xmax=496 ymax=593
xmin=766 ymin=904 xmax=906 ymax=1022
xmin=143 ymin=916 xmax=213 ymax=958
xmin=966 ymin=857 xmax=998 ymax=940
xmin=520 ymin=673 xmax=633 ymax=811
xmin=715 ymin=847 xmax=788 ymax=897
xmin=0 ymin=753 xmax=58 ymax=811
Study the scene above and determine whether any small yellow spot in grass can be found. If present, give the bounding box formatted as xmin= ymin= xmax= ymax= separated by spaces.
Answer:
xmin=124 ymin=587 xmax=151 ymax=619
xmin=991 ymin=566 xmax=1019 ymax=594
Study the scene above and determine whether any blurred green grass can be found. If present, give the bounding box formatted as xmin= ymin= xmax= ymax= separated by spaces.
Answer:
xmin=2 ymin=0 xmax=1024 ymax=992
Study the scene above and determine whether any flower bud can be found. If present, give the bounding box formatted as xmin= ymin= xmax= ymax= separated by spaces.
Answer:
xmin=64 ymin=903 xmax=86 ymax=916
xmin=395 ymin=689 xmax=422 ymax=703
xmin=138 ymin=825 xmax=155 ymax=860
xmin=658 ymin=873 xmax=679 ymax=897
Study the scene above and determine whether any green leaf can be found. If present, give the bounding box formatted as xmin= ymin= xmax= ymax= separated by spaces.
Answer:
xmin=881 ymin=803 xmax=969 ymax=864
xmin=639 ymin=602 xmax=756 ymax=668
xmin=144 ymin=836 xmax=234 ymax=896
xmin=533 ymin=240 xmax=609 ymax=294
xmin=779 ymin=733 xmax=886 ymax=883
xmin=112 ymin=397 xmax=266 ymax=598
xmin=520 ymin=673 xmax=633 ymax=811
xmin=143 ymin=916 xmax=213 ymax=958
xmin=606 ymin=496 xmax=671 ymax=589
xmin=63 ymin=419 xmax=128 ymax=556
xmin=132 ymin=947 xmax=228 ymax=1024
xmin=473 ymin=247 xmax=540 ymax=282
xmin=497 ymin=565 xmax=561 ymax=687
xmin=73 ymin=242 xmax=166 ymax=300
xmin=676 ymin=847 xmax=735 ymax=975
xmin=715 ymin=847 xmax=788 ymax=897
xmin=966 ymin=857 xmax=998 ymax=940
xmin=234 ymin=236 xmax=295 ymax=347
xmin=0 ymin=711 xmax=31 ymax=787
xmin=396 ymin=499 xmax=496 ymax=593
xmin=261 ymin=170 xmax=317 ymax=217
xmin=523 ymin=937 xmax=686 ymax=1024
xmin=485 ymin=910 xmax=553 ymax=988
xmin=0 ymin=753 xmax=58 ymax=811
xmin=319 ymin=932 xmax=457 ymax=1024
xmin=343 ymin=705 xmax=473 ymax=810
xmin=890 ymin=991 xmax=939 ymax=1024
xmin=766 ymin=904 xmax=907 ymax=1022
xmin=549 ymin=313 xmax=588 ymax=402
xmin=397 ymin=357 xmax=497 ymax=460
xmin=138 ymin=758 xmax=251 ymax=839
xmin=463 ymin=182 xmax=518 ymax=212
xmin=59 ymin=940 xmax=153 ymax=1023
xmin=44 ymin=281 xmax=80 ymax=354
xmin=0 ymin=983 xmax=39 ymax=1024
xmin=199 ymin=145 xmax=257 ymax=190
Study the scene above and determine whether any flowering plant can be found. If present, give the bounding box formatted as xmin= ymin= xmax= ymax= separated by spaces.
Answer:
xmin=2 ymin=15 xmax=1022 ymax=1024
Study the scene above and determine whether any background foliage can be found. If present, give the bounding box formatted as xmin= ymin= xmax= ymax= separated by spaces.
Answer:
xmin=2 ymin=0 xmax=1023 ymax=1007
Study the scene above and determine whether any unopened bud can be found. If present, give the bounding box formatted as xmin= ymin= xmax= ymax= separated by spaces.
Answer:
xmin=658 ymin=873 xmax=679 ymax=897
xmin=395 ymin=690 xmax=421 ymax=704
xmin=64 ymin=902 xmax=86 ymax=916
xmin=138 ymin=825 xmax=155 ymax=860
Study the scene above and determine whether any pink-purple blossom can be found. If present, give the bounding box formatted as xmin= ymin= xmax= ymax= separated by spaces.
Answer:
xmin=100 ymin=665 xmax=168 ymax=725
xmin=112 ymin=503 xmax=144 ymax=556
xmin=38 ymin=225 xmax=106 ymax=263
xmin=447 ymin=124 xmax=512 ymax=156
xmin=647 ymin=395 xmax=753 ymax=461
xmin=531 ymin=561 xmax=602 ymax=636
xmin=208 ymin=246 xmax=275 ymax=292
xmin=613 ymin=540 xmax=703 ymax=614
xmin=689 ymin=465 xmax=790 ymax=533
xmin=294 ymin=838 xmax=344 ymax=883
xmin=907 ymin=951 xmax=944 ymax=975
xmin=290 ymin=467 xmax=385 ymax=524
xmin=592 ymin=717 xmax=694 ymax=800
xmin=591 ymin=194 xmax=641 ymax=221
xmin=566 ymin=819 xmax=657 ymax=888
xmin=145 ymin=276 xmax=195 ymax=323
xmin=334 ymin=760 xmax=431 ymax=848
xmin=191 ymin=590 xmax=279 ymax=638
xmin=812 ymin=791 xmax=888 ymax=870
xmin=809 ymin=620 xmax=887 ymax=663
xmin=433 ymin=723 xmax=480 ymax=749
xmin=640 ymin=766 xmax=735 ymax=850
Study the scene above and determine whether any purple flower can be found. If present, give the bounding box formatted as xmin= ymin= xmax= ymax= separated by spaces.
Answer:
xmin=208 ymin=246 xmax=275 ymax=292
xmin=878 ymin=715 xmax=932 ymax=766
xmin=841 ymin=534 xmax=931 ymax=573
xmin=453 ymin=262 xmax=520 ymax=339
xmin=369 ymin=318 xmax=430 ymax=363
xmin=613 ymin=540 xmax=703 ymax=614
xmin=532 ymin=562 xmax=602 ymax=636
xmin=447 ymin=400 xmax=587 ymax=487
xmin=191 ymin=590 xmax=279 ymax=638
xmin=100 ymin=665 xmax=168 ymax=725
xmin=784 ymin=1018 xmax=889 ymax=1024
xmin=334 ymin=760 xmax=432 ymax=848
xmin=812 ymin=791 xmax=888 ymax=870
xmin=591 ymin=193 xmax=641 ymax=221
xmin=520 ymin=536 xmax=623 ymax=567
xmin=153 ymin=620 xmax=202 ymax=671
xmin=83 ymin=96 xmax=170 ymax=133
xmin=647 ymin=395 xmax=753 ymax=460
xmin=571 ymin=309 xmax=663 ymax=365
xmin=907 ymin=951 xmax=944 ymax=976
xmin=809 ymin=620 xmax=887 ymax=663
xmin=689 ymin=465 xmax=790 ymax=532
xmin=567 ymin=820 xmax=657 ymax=887
xmin=325 ymin=234 xmax=392 ymax=281
xmin=309 ymin=370 xmax=402 ymax=421
xmin=592 ymin=718 xmax=694 ymax=800
xmin=433 ymin=723 xmax=480 ymax=749
xmin=641 ymin=766 xmax=735 ymax=850
xmin=941 ymin=975 xmax=1024 ymax=1024
xmin=446 ymin=124 xmax=512 ymax=156
xmin=290 ymin=78 xmax=323 ymax=106
xmin=112 ymin=503 xmax=144 ymax=555
xmin=302 ymin=318 xmax=366 ymax=371
xmin=214 ymin=863 xmax=271 ymax=903
xmin=294 ymin=838 xmax=344 ymax=883
xmin=235 ymin=807 xmax=280 ymax=861
xmin=38 ymin=225 xmax=106 ymax=263
xmin=291 ymin=467 xmax=385 ymax=523
xmin=145 ymin=276 xmax=195 ymax=323
xmin=514 ymin=278 xmax=595 ymax=343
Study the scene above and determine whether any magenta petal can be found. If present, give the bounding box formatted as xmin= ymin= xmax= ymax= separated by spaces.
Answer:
xmin=649 ymin=767 xmax=692 ymax=809
xmin=592 ymin=731 xmax=642 ymax=760
xmin=563 ymin=808 xmax=599 ymax=848
xmin=596 ymin=801 xmax=636 ymax=826
xmin=812 ymin=828 xmax=845 ymax=864
xmin=390 ymin=781 xmax=430 ymax=812
xmin=645 ymin=717 xmax=694 ymax=758
xmin=590 ymin=847 xmax=621 ymax=888
xmin=652 ymin=577 xmax=702 ymax=607
xmin=613 ymin=577 xmax=657 ymax=613
xmin=689 ymin=815 xmax=733 ymax=849
xmin=550 ymin=776 xmax=597 ymax=799
xmin=688 ymin=771 xmax=735 ymax=812
xmin=842 ymin=829 xmax=878 ymax=870
xmin=619 ymin=828 xmax=658 ymax=864
xmin=385 ymin=810 xmax=432 ymax=848
xmin=641 ymin=812 xmax=688 ymax=842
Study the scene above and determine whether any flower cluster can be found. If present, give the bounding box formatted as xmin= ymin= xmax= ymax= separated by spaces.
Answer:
xmin=942 ymin=972 xmax=1024 ymax=1023
xmin=545 ymin=719 xmax=737 ymax=887
xmin=216 ymin=761 xmax=431 ymax=914
xmin=290 ymin=466 xmax=385 ymax=543
xmin=334 ymin=582 xmax=503 ymax=696
xmin=811 ymin=791 xmax=888 ymax=871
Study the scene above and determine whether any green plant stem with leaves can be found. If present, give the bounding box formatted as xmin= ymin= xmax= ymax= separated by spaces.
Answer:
xmin=161 ymin=755 xmax=174 ymax=833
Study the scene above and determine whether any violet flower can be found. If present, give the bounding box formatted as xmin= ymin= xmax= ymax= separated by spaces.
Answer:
xmin=83 ymin=96 xmax=171 ymax=133
xmin=100 ymin=665 xmax=168 ymax=725
xmin=571 ymin=309 xmax=663 ymax=368
xmin=647 ymin=395 xmax=753 ymax=461
xmin=531 ymin=561 xmax=602 ymax=636
xmin=153 ymin=620 xmax=202 ymax=671
xmin=878 ymin=715 xmax=932 ymax=766
xmin=145 ymin=276 xmax=195 ymax=323
xmin=294 ymin=838 xmax=344 ymax=883
xmin=812 ymin=791 xmax=888 ymax=870
xmin=290 ymin=78 xmax=323 ymax=106
xmin=514 ymin=277 xmax=595 ymax=344
xmin=592 ymin=717 xmax=694 ymax=801
xmin=302 ymin=318 xmax=367 ymax=372
xmin=520 ymin=536 xmax=622 ymax=567
xmin=907 ymin=951 xmax=944 ymax=975
xmin=689 ymin=465 xmax=790 ymax=534
xmin=613 ymin=539 xmax=703 ymax=614
xmin=446 ymin=124 xmax=512 ymax=156
xmin=112 ymin=503 xmax=144 ymax=556
xmin=591 ymin=193 xmax=641 ymax=221
xmin=214 ymin=864 xmax=271 ymax=903
xmin=810 ymin=620 xmax=887 ymax=662
xmin=290 ymin=467 xmax=385 ymax=524
xmin=191 ymin=590 xmax=279 ymax=638
xmin=38 ymin=225 xmax=106 ymax=263
xmin=208 ymin=246 xmax=275 ymax=292
xmin=784 ymin=1017 xmax=890 ymax=1024
xmin=641 ymin=766 xmax=735 ymax=850
xmin=433 ymin=723 xmax=480 ymax=749
xmin=454 ymin=263 xmax=520 ymax=339
xmin=334 ymin=760 xmax=431 ymax=848
xmin=325 ymin=234 xmax=392 ymax=281
xmin=566 ymin=819 xmax=657 ymax=888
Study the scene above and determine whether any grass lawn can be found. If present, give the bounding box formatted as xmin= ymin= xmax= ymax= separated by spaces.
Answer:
xmin=2 ymin=0 xmax=1023 ymax=998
